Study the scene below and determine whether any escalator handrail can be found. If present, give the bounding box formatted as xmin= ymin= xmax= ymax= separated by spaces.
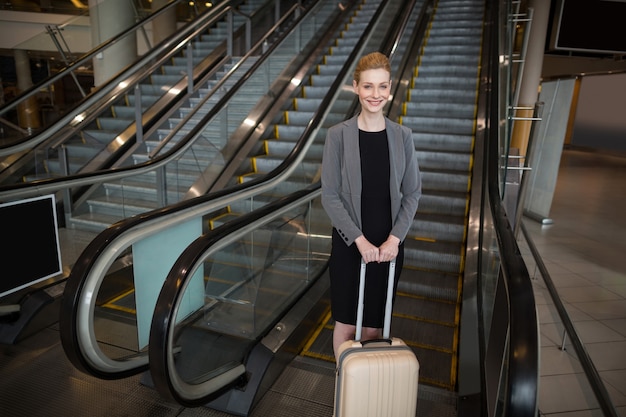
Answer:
xmin=0 ymin=0 xmax=310 ymax=199
xmin=0 ymin=0 xmax=253 ymax=158
xmin=149 ymin=183 xmax=321 ymax=404
xmin=0 ymin=0 xmax=191 ymax=119
xmin=58 ymin=0 xmax=367 ymax=379
xmin=483 ymin=1 xmax=539 ymax=416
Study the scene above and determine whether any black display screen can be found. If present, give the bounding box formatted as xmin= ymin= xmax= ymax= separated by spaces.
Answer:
xmin=0 ymin=195 xmax=62 ymax=297
xmin=551 ymin=0 xmax=626 ymax=54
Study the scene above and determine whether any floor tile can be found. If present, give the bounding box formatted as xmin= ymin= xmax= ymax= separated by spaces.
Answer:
xmin=604 ymin=319 xmax=626 ymax=337
xmin=571 ymin=320 xmax=626 ymax=344
xmin=526 ymin=150 xmax=626 ymax=416
xmin=584 ymin=341 xmax=626 ymax=372
xmin=557 ymin=286 xmax=622 ymax=304
xmin=540 ymin=345 xmax=583 ymax=376
xmin=538 ymin=373 xmax=600 ymax=414
xmin=601 ymin=369 xmax=626 ymax=398
xmin=572 ymin=300 xmax=626 ymax=321
xmin=606 ymin=285 xmax=626 ymax=298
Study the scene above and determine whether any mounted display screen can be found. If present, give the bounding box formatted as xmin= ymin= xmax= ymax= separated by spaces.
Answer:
xmin=0 ymin=194 xmax=62 ymax=298
xmin=550 ymin=0 xmax=626 ymax=55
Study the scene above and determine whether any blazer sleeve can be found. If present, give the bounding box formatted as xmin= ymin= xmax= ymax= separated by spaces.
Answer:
xmin=321 ymin=125 xmax=362 ymax=246
xmin=390 ymin=125 xmax=421 ymax=242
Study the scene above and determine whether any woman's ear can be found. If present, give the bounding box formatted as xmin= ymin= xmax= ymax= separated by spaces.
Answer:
xmin=353 ymin=79 xmax=358 ymax=93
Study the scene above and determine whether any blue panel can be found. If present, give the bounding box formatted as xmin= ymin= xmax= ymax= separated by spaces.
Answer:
xmin=133 ymin=218 xmax=204 ymax=348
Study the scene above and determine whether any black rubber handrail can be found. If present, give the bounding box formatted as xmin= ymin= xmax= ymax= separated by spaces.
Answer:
xmin=149 ymin=182 xmax=321 ymax=405
xmin=483 ymin=1 xmax=539 ymax=415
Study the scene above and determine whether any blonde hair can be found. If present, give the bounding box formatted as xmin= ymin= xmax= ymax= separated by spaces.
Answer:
xmin=353 ymin=52 xmax=391 ymax=84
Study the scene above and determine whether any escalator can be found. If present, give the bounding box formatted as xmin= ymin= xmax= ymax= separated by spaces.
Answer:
xmin=84 ymin=0 xmax=392 ymax=330
xmin=70 ymin=0 xmax=466 ymax=403
xmin=280 ymin=0 xmax=483 ymax=393
xmin=56 ymin=0 xmax=540 ymax=415
xmin=144 ymin=1 xmax=539 ymax=415
xmin=0 ymin=0 xmax=277 ymax=150
xmin=58 ymin=0 xmax=411 ymax=381
xmin=0 ymin=0 xmax=299 ymax=228
xmin=299 ymin=0 xmax=484 ymax=392
xmin=51 ymin=1 xmax=447 ymax=414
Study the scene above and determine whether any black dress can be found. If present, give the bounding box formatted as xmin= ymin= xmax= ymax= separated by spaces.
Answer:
xmin=329 ymin=129 xmax=404 ymax=328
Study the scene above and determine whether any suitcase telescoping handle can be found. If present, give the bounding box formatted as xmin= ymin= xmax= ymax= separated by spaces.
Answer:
xmin=355 ymin=258 xmax=396 ymax=341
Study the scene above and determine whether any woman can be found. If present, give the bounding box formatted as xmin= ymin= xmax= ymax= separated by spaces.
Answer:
xmin=321 ymin=52 xmax=421 ymax=359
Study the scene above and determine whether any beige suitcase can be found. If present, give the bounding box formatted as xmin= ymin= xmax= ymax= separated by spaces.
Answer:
xmin=333 ymin=259 xmax=420 ymax=417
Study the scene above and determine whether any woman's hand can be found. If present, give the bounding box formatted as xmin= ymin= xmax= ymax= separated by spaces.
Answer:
xmin=355 ymin=235 xmax=379 ymax=263
xmin=355 ymin=235 xmax=400 ymax=263
xmin=378 ymin=235 xmax=400 ymax=262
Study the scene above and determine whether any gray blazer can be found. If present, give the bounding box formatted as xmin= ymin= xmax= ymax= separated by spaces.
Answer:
xmin=321 ymin=115 xmax=421 ymax=246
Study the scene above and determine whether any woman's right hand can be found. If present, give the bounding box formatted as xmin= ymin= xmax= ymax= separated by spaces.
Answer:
xmin=355 ymin=235 xmax=379 ymax=263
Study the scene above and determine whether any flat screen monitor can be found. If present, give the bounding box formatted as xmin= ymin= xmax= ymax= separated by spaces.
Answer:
xmin=550 ymin=0 xmax=626 ymax=55
xmin=0 ymin=194 xmax=63 ymax=298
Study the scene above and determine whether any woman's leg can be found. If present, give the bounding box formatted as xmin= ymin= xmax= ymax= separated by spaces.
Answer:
xmin=361 ymin=326 xmax=382 ymax=341
xmin=333 ymin=322 xmax=383 ymax=360
xmin=333 ymin=321 xmax=356 ymax=360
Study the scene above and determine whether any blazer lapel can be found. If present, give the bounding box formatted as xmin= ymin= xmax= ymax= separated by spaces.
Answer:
xmin=343 ymin=117 xmax=362 ymax=195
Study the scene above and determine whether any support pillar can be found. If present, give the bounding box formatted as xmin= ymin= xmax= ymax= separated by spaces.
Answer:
xmin=89 ymin=0 xmax=138 ymax=87
xmin=510 ymin=0 xmax=551 ymax=156
xmin=15 ymin=49 xmax=41 ymax=133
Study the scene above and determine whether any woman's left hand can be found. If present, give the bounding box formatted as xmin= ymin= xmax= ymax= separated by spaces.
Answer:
xmin=378 ymin=235 xmax=400 ymax=262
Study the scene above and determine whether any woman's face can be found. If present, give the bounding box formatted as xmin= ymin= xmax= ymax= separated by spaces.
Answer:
xmin=353 ymin=68 xmax=391 ymax=115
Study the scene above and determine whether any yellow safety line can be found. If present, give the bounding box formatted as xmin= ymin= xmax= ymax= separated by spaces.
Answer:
xmin=101 ymin=288 xmax=136 ymax=314
xmin=411 ymin=235 xmax=437 ymax=243
xmin=300 ymin=308 xmax=336 ymax=362
xmin=403 ymin=339 xmax=454 ymax=355
xmin=449 ymin=287 xmax=462 ymax=388
xmin=421 ymin=376 xmax=454 ymax=391
xmin=301 ymin=350 xmax=335 ymax=362
xmin=209 ymin=207 xmax=232 ymax=229
xmin=301 ymin=308 xmax=332 ymax=353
